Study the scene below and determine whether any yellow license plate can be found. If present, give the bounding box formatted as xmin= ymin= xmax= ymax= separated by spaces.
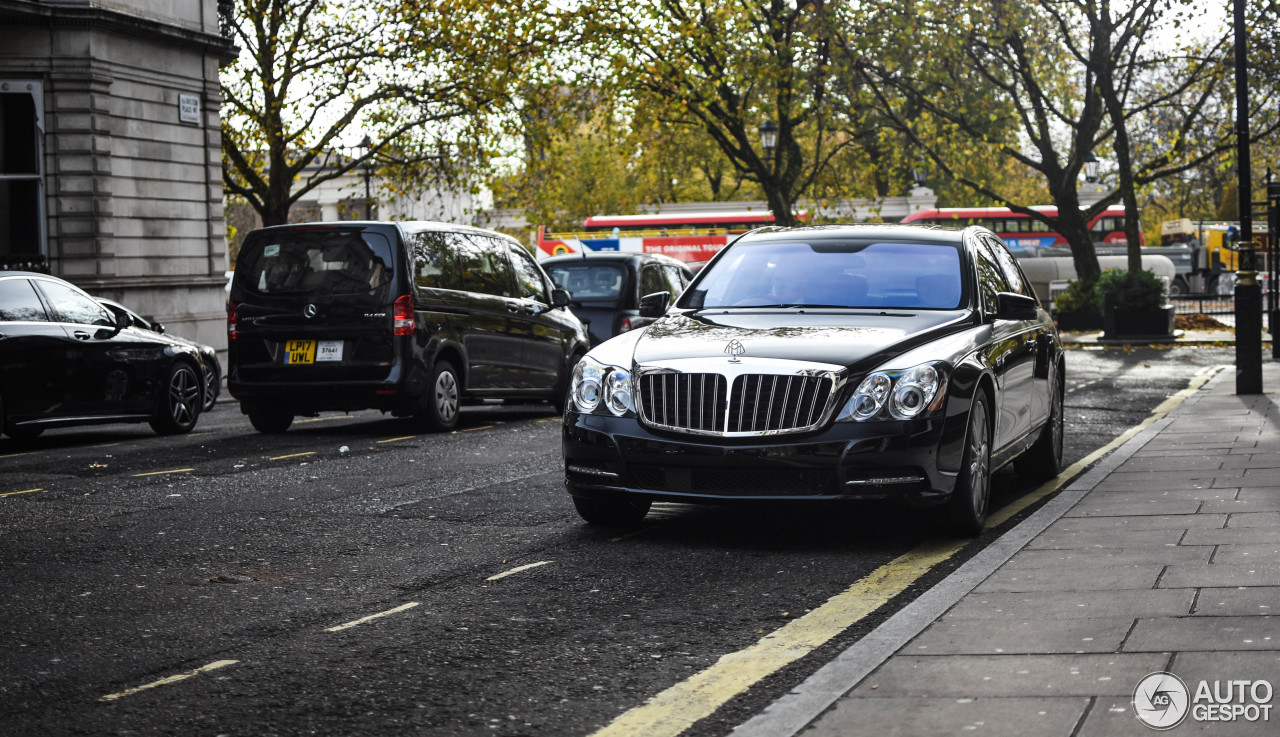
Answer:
xmin=285 ymin=339 xmax=315 ymax=365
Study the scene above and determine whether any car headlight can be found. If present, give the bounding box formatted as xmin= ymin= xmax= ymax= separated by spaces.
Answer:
xmin=837 ymin=363 xmax=947 ymax=422
xmin=572 ymin=358 xmax=604 ymax=412
xmin=572 ymin=357 xmax=635 ymax=417
xmin=603 ymin=368 xmax=635 ymax=416
xmin=838 ymin=373 xmax=892 ymax=422
xmin=889 ymin=364 xmax=941 ymax=420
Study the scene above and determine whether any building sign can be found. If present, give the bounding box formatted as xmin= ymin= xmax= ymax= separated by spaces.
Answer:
xmin=179 ymin=94 xmax=200 ymax=124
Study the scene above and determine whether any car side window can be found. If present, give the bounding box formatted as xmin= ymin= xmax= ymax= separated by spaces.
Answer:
xmin=663 ymin=265 xmax=690 ymax=292
xmin=37 ymin=280 xmax=114 ymax=326
xmin=985 ymin=235 xmax=1034 ymax=299
xmin=412 ymin=231 xmax=462 ymax=291
xmin=639 ymin=265 xmax=668 ymax=298
xmin=507 ymin=244 xmax=547 ymax=302
xmin=0 ymin=278 xmax=49 ymax=322
xmin=973 ymin=239 xmax=1010 ymax=316
xmin=455 ymin=234 xmax=513 ymax=297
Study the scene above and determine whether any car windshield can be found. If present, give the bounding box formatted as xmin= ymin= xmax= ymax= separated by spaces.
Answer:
xmin=684 ymin=239 xmax=964 ymax=310
xmin=545 ymin=262 xmax=626 ymax=302
xmin=237 ymin=228 xmax=394 ymax=300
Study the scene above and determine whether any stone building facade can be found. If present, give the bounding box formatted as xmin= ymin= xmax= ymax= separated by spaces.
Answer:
xmin=0 ymin=0 xmax=235 ymax=350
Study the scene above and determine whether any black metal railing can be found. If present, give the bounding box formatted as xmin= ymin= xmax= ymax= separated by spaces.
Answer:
xmin=1169 ymin=293 xmax=1236 ymax=316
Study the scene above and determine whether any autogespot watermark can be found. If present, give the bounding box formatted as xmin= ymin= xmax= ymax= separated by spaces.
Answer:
xmin=1133 ymin=671 xmax=1274 ymax=730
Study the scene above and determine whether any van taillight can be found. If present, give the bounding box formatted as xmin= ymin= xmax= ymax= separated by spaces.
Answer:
xmin=618 ymin=316 xmax=633 ymax=333
xmin=393 ymin=294 xmax=414 ymax=336
xmin=226 ymin=300 xmax=238 ymax=340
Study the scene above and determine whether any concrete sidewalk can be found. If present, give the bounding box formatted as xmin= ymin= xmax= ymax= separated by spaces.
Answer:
xmin=738 ymin=362 xmax=1280 ymax=736
xmin=1061 ymin=328 xmax=1254 ymax=346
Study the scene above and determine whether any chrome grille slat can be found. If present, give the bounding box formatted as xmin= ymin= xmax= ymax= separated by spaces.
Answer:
xmin=638 ymin=371 xmax=833 ymax=436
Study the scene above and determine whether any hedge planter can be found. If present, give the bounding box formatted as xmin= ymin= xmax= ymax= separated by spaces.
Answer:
xmin=1103 ymin=305 xmax=1176 ymax=339
xmin=1055 ymin=310 xmax=1104 ymax=332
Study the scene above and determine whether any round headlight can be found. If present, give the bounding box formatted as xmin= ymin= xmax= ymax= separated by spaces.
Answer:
xmin=889 ymin=365 xmax=941 ymax=420
xmin=572 ymin=358 xmax=604 ymax=412
xmin=841 ymin=372 xmax=892 ymax=422
xmin=604 ymin=368 xmax=634 ymax=416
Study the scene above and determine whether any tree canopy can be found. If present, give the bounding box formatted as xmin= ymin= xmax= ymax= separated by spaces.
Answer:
xmin=221 ymin=0 xmax=556 ymax=226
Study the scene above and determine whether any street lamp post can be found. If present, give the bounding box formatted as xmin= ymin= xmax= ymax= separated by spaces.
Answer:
xmin=1083 ymin=152 xmax=1099 ymax=184
xmin=359 ymin=135 xmax=373 ymax=221
xmin=1232 ymin=0 xmax=1261 ymax=393
xmin=758 ymin=119 xmax=778 ymax=172
xmin=911 ymin=164 xmax=928 ymax=190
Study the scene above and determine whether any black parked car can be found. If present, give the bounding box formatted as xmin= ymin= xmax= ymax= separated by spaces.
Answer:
xmin=95 ymin=298 xmax=222 ymax=413
xmin=562 ymin=224 xmax=1065 ymax=535
xmin=0 ymin=272 xmax=205 ymax=439
xmin=542 ymin=252 xmax=693 ymax=345
xmin=228 ymin=221 xmax=590 ymax=433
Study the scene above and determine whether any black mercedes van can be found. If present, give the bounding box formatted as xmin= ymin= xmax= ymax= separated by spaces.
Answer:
xmin=227 ymin=221 xmax=589 ymax=433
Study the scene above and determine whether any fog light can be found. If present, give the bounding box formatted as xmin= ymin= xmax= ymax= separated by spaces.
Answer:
xmin=567 ymin=463 xmax=619 ymax=478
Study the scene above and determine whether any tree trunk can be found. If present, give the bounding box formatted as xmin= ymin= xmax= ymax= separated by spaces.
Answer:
xmin=1052 ymin=187 xmax=1102 ymax=285
xmin=1091 ymin=15 xmax=1145 ymax=277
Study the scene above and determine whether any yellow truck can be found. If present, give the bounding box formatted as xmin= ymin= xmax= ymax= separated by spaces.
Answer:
xmin=1159 ymin=218 xmax=1273 ymax=294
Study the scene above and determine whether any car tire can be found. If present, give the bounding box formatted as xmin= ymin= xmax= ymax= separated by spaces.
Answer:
xmin=552 ymin=352 xmax=584 ymax=416
xmin=940 ymin=392 xmax=992 ymax=537
xmin=572 ymin=496 xmax=651 ymax=526
xmin=1015 ymin=372 xmax=1064 ymax=480
xmin=149 ymin=361 xmax=203 ymax=436
xmin=247 ymin=408 xmax=293 ymax=434
xmin=5 ymin=425 xmax=44 ymax=440
xmin=418 ymin=360 xmax=460 ymax=431
xmin=201 ymin=359 xmax=220 ymax=413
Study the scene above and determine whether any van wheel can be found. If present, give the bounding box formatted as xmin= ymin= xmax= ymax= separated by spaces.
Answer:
xmin=248 ymin=408 xmax=293 ymax=434
xmin=149 ymin=362 xmax=202 ymax=435
xmin=418 ymin=360 xmax=460 ymax=431
xmin=552 ymin=352 xmax=584 ymax=415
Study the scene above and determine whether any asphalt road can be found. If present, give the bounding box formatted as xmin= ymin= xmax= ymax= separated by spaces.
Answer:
xmin=0 ymin=346 xmax=1237 ymax=737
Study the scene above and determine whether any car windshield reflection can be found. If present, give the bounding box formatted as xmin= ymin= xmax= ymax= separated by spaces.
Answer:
xmin=684 ymin=240 xmax=964 ymax=310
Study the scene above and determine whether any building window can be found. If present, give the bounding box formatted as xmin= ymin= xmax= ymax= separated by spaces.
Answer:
xmin=0 ymin=81 xmax=45 ymax=270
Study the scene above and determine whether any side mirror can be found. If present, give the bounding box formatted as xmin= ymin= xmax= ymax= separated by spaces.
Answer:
xmin=550 ymin=288 xmax=571 ymax=308
xmin=95 ymin=309 xmax=130 ymax=339
xmin=994 ymin=292 xmax=1039 ymax=321
xmin=638 ymin=291 xmax=671 ymax=318
xmin=151 ymin=321 xmax=165 ymax=334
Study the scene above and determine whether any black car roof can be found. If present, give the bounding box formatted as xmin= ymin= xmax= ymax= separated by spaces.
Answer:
xmin=735 ymin=223 xmax=968 ymax=244
xmin=540 ymin=252 xmax=691 ymax=267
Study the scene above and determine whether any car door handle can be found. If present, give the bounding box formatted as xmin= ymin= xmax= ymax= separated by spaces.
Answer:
xmin=522 ymin=303 xmax=539 ymax=314
xmin=506 ymin=302 xmax=520 ymax=313
xmin=74 ymin=331 xmax=91 ymax=340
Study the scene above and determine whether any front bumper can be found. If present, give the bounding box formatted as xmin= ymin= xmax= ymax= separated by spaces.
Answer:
xmin=563 ymin=408 xmax=967 ymax=505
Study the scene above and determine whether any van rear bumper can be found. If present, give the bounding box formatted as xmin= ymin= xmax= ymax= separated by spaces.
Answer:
xmin=230 ymin=380 xmax=418 ymax=414
xmin=228 ymin=358 xmax=428 ymax=415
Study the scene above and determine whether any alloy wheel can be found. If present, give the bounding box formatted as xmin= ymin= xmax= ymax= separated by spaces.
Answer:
xmin=169 ymin=365 xmax=201 ymax=427
xmin=434 ymin=370 xmax=459 ymax=424
xmin=967 ymin=399 xmax=991 ymax=519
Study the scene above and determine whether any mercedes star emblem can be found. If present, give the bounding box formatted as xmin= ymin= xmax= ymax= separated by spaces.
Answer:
xmin=303 ymin=304 xmax=317 ymax=318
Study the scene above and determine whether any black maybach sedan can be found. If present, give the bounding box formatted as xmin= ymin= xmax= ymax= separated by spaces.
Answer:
xmin=562 ymin=224 xmax=1065 ymax=535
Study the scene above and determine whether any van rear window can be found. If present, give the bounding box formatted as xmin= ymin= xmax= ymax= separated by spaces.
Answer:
xmin=238 ymin=229 xmax=394 ymax=300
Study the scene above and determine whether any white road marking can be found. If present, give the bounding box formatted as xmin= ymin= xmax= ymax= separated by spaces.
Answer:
xmin=486 ymin=561 xmax=553 ymax=581
xmin=99 ymin=660 xmax=239 ymax=702
xmin=325 ymin=602 xmax=420 ymax=632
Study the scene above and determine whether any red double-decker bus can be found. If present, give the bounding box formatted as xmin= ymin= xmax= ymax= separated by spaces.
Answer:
xmin=900 ymin=205 xmax=1138 ymax=252
xmin=535 ymin=210 xmax=778 ymax=262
